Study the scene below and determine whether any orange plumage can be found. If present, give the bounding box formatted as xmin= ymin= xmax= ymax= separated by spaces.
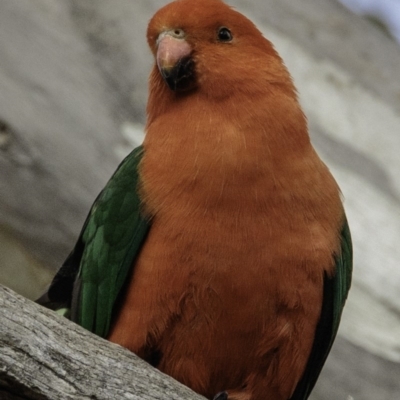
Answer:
xmin=107 ymin=1 xmax=348 ymax=399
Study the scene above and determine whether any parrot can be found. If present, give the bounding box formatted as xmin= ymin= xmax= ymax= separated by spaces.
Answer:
xmin=38 ymin=0 xmax=352 ymax=399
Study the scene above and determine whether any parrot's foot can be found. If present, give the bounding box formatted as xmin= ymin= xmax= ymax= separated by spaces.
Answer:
xmin=212 ymin=389 xmax=254 ymax=400
xmin=213 ymin=392 xmax=228 ymax=400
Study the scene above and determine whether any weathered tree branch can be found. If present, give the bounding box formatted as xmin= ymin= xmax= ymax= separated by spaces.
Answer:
xmin=0 ymin=285 xmax=205 ymax=400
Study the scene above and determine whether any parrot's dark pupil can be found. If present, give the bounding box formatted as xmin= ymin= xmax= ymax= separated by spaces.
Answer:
xmin=218 ymin=27 xmax=232 ymax=42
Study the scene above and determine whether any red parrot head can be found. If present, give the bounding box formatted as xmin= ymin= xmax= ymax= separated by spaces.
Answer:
xmin=147 ymin=0 xmax=292 ymax=97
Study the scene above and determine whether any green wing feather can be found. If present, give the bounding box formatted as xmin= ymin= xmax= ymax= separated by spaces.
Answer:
xmin=41 ymin=145 xmax=150 ymax=338
xmin=75 ymin=145 xmax=150 ymax=337
xmin=290 ymin=216 xmax=353 ymax=400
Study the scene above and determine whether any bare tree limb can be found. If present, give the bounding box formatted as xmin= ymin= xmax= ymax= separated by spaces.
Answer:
xmin=0 ymin=285 xmax=205 ymax=400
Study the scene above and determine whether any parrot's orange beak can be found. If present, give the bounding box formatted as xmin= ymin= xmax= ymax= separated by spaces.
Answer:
xmin=156 ymin=30 xmax=194 ymax=91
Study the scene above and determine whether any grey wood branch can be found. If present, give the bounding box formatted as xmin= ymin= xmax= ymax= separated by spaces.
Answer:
xmin=0 ymin=285 xmax=205 ymax=400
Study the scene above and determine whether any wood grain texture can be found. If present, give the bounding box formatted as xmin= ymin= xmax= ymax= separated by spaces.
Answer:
xmin=0 ymin=285 xmax=205 ymax=400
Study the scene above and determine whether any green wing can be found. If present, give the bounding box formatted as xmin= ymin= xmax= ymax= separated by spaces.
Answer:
xmin=42 ymin=145 xmax=150 ymax=338
xmin=290 ymin=216 xmax=353 ymax=400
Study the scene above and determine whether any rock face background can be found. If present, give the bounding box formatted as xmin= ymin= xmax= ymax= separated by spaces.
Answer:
xmin=1 ymin=0 xmax=399 ymax=398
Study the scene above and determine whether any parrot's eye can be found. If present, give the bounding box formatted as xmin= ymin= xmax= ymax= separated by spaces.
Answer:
xmin=217 ymin=27 xmax=233 ymax=42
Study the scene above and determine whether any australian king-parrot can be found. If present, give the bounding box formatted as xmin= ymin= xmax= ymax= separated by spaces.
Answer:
xmin=38 ymin=0 xmax=352 ymax=399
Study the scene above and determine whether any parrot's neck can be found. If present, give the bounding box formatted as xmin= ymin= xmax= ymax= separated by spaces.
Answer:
xmin=145 ymin=69 xmax=310 ymax=158
xmin=142 ymin=86 xmax=336 ymax=220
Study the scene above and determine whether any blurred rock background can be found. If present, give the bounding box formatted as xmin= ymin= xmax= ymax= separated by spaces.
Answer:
xmin=1 ymin=0 xmax=399 ymax=399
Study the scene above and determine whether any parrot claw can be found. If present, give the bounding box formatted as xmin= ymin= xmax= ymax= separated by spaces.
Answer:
xmin=213 ymin=391 xmax=228 ymax=400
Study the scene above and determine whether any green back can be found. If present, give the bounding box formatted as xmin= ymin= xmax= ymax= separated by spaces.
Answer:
xmin=70 ymin=146 xmax=150 ymax=337
xmin=290 ymin=217 xmax=353 ymax=399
